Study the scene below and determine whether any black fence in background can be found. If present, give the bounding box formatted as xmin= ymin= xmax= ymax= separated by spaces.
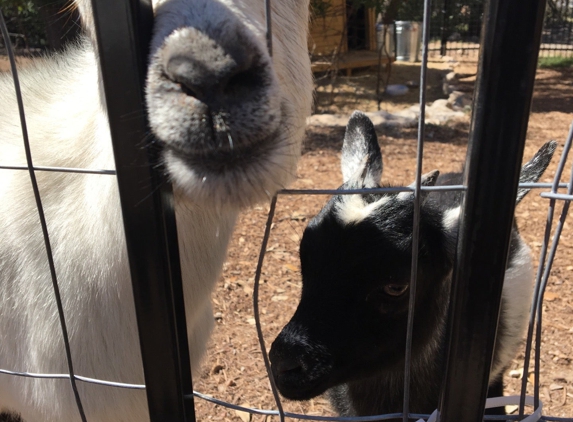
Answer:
xmin=425 ymin=0 xmax=573 ymax=57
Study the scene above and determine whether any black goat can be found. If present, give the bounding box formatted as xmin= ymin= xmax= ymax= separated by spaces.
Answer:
xmin=269 ymin=111 xmax=556 ymax=418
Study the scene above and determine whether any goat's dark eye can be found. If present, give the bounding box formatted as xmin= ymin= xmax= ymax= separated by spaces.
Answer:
xmin=383 ymin=284 xmax=409 ymax=297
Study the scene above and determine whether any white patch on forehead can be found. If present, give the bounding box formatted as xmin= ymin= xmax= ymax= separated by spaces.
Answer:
xmin=335 ymin=194 xmax=393 ymax=225
xmin=442 ymin=206 xmax=460 ymax=231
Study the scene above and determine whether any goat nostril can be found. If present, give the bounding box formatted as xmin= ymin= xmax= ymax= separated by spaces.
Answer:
xmin=178 ymin=82 xmax=199 ymax=99
xmin=274 ymin=357 xmax=304 ymax=376
xmin=224 ymin=67 xmax=263 ymax=97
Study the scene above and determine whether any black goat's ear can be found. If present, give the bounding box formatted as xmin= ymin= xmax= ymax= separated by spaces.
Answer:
xmin=341 ymin=111 xmax=382 ymax=188
xmin=516 ymin=140 xmax=557 ymax=204
xmin=398 ymin=170 xmax=440 ymax=202
xmin=420 ymin=170 xmax=440 ymax=188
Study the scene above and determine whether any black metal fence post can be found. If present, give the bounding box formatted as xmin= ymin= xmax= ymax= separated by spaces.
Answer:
xmin=437 ymin=0 xmax=548 ymax=420
xmin=89 ymin=1 xmax=195 ymax=421
xmin=440 ymin=0 xmax=450 ymax=55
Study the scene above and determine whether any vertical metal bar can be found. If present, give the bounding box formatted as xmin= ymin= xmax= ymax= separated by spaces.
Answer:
xmin=437 ymin=0 xmax=548 ymax=420
xmin=565 ymin=0 xmax=573 ymax=44
xmin=89 ymin=0 xmax=195 ymax=421
xmin=252 ymin=196 xmax=286 ymax=422
xmin=402 ymin=0 xmax=432 ymax=420
xmin=265 ymin=0 xmax=273 ymax=56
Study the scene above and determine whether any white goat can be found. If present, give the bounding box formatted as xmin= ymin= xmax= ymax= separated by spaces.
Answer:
xmin=0 ymin=1 xmax=312 ymax=421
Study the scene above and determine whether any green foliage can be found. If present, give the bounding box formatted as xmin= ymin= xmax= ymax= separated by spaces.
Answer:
xmin=310 ymin=0 xmax=332 ymax=18
xmin=348 ymin=0 xmax=390 ymax=15
xmin=538 ymin=56 xmax=573 ymax=68
xmin=0 ymin=0 xmax=47 ymax=48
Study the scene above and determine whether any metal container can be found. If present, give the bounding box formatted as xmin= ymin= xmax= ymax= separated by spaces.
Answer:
xmin=395 ymin=21 xmax=422 ymax=62
xmin=376 ymin=23 xmax=395 ymax=59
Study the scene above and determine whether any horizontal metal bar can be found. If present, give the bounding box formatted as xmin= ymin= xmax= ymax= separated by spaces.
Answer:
xmin=0 ymin=164 xmax=116 ymax=175
xmin=1 ymin=368 xmax=553 ymax=422
xmin=540 ymin=192 xmax=573 ymax=201
xmin=187 ymin=394 xmax=407 ymax=422
xmin=521 ymin=182 xmax=569 ymax=189
xmin=0 ymin=166 xmax=567 ymax=193
xmin=279 ymin=183 xmax=569 ymax=196
xmin=279 ymin=185 xmax=465 ymax=196
xmin=0 ymin=369 xmax=145 ymax=389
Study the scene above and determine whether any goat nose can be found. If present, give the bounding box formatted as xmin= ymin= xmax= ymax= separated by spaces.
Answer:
xmin=163 ymin=33 xmax=263 ymax=108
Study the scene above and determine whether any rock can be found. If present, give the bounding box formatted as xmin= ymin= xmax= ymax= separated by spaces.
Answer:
xmin=445 ymin=71 xmax=458 ymax=83
xmin=307 ymin=113 xmax=349 ymax=127
xmin=426 ymin=100 xmax=465 ymax=125
xmin=385 ymin=84 xmax=409 ymax=96
xmin=307 ymin=110 xmax=418 ymax=129
xmin=448 ymin=90 xmax=473 ymax=111
xmin=307 ymin=102 xmax=466 ymax=131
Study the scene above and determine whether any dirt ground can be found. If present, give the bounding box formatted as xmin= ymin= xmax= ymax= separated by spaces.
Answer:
xmin=194 ymin=60 xmax=573 ymax=421
xmin=2 ymin=54 xmax=572 ymax=420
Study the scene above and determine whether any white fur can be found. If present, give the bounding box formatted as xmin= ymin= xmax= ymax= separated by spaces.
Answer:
xmin=0 ymin=1 xmax=312 ymax=421
xmin=491 ymin=236 xmax=534 ymax=381
xmin=442 ymin=206 xmax=460 ymax=231
xmin=440 ymin=205 xmax=533 ymax=384
xmin=336 ymin=194 xmax=392 ymax=225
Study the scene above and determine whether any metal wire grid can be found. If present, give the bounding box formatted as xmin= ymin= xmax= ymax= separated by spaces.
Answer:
xmin=0 ymin=0 xmax=571 ymax=421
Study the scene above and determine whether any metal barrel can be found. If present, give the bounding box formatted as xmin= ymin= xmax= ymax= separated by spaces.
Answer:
xmin=395 ymin=21 xmax=422 ymax=62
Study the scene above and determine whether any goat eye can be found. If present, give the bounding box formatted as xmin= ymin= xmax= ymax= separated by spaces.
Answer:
xmin=383 ymin=284 xmax=409 ymax=297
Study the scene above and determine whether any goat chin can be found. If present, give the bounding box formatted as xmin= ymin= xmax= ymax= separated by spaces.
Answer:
xmin=0 ymin=0 xmax=312 ymax=421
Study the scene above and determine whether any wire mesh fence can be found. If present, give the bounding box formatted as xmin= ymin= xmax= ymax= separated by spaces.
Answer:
xmin=0 ymin=0 xmax=572 ymax=422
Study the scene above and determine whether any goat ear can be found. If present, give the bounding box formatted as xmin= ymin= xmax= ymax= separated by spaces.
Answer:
xmin=341 ymin=111 xmax=382 ymax=187
xmin=397 ymin=170 xmax=440 ymax=202
xmin=516 ymin=140 xmax=557 ymax=204
xmin=419 ymin=170 xmax=440 ymax=188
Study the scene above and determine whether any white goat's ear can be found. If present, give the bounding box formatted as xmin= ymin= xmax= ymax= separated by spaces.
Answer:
xmin=341 ymin=111 xmax=382 ymax=187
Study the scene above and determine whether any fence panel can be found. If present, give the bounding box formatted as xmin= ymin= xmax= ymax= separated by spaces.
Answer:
xmin=1 ymin=0 xmax=572 ymax=421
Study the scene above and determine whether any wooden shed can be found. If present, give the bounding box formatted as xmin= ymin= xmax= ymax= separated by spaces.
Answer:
xmin=309 ymin=0 xmax=390 ymax=74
